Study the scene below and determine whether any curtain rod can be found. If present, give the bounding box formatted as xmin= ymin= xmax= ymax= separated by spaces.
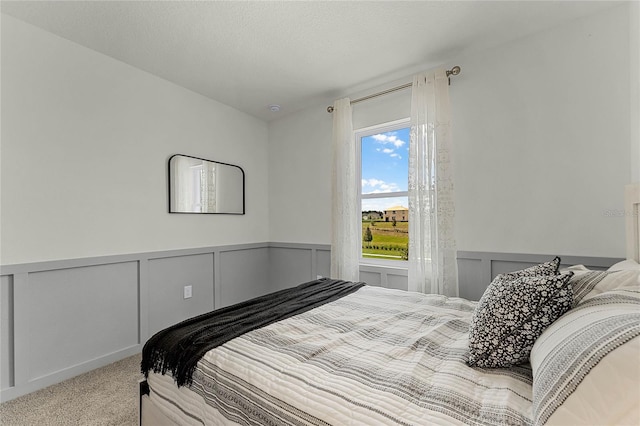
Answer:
xmin=326 ymin=65 xmax=460 ymax=113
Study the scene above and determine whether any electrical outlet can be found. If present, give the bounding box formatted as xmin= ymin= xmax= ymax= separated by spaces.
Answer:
xmin=183 ymin=285 xmax=192 ymax=299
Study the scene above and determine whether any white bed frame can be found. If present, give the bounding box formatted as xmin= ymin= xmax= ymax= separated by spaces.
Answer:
xmin=626 ymin=183 xmax=640 ymax=262
xmin=139 ymin=183 xmax=640 ymax=426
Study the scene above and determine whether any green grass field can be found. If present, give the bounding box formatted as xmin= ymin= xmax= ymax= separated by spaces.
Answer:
xmin=362 ymin=220 xmax=408 ymax=260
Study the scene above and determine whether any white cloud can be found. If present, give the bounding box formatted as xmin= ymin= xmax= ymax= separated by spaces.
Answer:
xmin=390 ymin=153 xmax=401 ymax=159
xmin=382 ymin=148 xmax=394 ymax=154
xmin=371 ymin=133 xmax=406 ymax=151
xmin=362 ymin=178 xmax=385 ymax=187
xmin=362 ymin=178 xmax=400 ymax=193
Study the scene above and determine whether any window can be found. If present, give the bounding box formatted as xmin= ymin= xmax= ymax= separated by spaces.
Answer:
xmin=356 ymin=119 xmax=410 ymax=263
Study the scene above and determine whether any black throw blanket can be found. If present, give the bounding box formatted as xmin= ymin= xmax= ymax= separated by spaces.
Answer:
xmin=141 ymin=278 xmax=365 ymax=387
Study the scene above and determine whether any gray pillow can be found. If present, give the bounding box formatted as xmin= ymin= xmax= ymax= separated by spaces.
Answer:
xmin=467 ymin=270 xmax=574 ymax=368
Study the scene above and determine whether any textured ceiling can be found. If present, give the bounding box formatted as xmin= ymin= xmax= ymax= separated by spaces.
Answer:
xmin=1 ymin=1 xmax=620 ymax=122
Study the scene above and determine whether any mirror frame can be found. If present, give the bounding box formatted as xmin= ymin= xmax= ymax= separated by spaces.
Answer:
xmin=168 ymin=154 xmax=245 ymax=215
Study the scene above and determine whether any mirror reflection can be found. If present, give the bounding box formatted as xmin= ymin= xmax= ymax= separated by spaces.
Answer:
xmin=169 ymin=154 xmax=244 ymax=214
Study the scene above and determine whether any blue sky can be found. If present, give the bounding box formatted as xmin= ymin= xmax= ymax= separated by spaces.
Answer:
xmin=361 ymin=127 xmax=409 ymax=212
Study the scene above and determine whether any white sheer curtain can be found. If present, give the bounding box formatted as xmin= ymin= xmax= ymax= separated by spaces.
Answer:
xmin=408 ymin=70 xmax=458 ymax=296
xmin=330 ymin=97 xmax=360 ymax=281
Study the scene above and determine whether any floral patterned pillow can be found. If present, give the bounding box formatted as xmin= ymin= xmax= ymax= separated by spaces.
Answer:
xmin=467 ymin=270 xmax=574 ymax=368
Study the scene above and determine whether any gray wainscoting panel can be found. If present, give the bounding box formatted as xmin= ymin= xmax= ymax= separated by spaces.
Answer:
xmin=491 ymin=260 xmax=546 ymax=278
xmin=387 ymin=273 xmax=409 ymax=291
xmin=270 ymin=247 xmax=312 ymax=291
xmin=457 ymin=258 xmax=486 ymax=302
xmin=360 ymin=271 xmax=382 ymax=286
xmin=360 ymin=264 xmax=408 ymax=290
xmin=219 ymin=248 xmax=270 ymax=308
xmin=148 ymin=254 xmax=215 ymax=336
xmin=0 ymin=242 xmax=271 ymax=402
xmin=1 ymin=275 xmax=14 ymax=391
xmin=457 ymin=252 xmax=623 ymax=301
xmin=316 ymin=250 xmax=331 ymax=279
xmin=27 ymin=262 xmax=138 ymax=381
xmin=0 ymin=244 xmax=623 ymax=402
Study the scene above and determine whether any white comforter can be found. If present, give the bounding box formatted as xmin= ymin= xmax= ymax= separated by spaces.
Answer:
xmin=147 ymin=286 xmax=534 ymax=425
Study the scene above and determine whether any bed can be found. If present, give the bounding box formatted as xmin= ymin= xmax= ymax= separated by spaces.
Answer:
xmin=139 ymin=183 xmax=640 ymax=426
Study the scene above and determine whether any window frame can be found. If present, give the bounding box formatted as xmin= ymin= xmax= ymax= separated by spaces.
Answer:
xmin=355 ymin=118 xmax=410 ymax=268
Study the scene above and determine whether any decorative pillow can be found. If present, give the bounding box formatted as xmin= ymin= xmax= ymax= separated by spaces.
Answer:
xmin=608 ymin=259 xmax=640 ymax=271
xmin=564 ymin=265 xmax=640 ymax=305
xmin=467 ymin=271 xmax=574 ymax=368
xmin=530 ymin=286 xmax=640 ymax=425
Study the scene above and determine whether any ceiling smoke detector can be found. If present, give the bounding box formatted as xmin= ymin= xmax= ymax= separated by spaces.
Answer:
xmin=268 ymin=104 xmax=281 ymax=112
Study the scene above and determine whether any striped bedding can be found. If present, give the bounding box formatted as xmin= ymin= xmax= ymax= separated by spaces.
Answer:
xmin=146 ymin=286 xmax=535 ymax=425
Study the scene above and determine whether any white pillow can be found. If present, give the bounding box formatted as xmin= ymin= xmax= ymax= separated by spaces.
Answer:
xmin=608 ymin=259 xmax=640 ymax=271
xmin=530 ymin=280 xmax=640 ymax=425
xmin=543 ymin=336 xmax=640 ymax=426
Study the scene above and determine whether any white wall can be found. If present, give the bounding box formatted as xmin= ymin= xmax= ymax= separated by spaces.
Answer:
xmin=267 ymin=107 xmax=333 ymax=244
xmin=452 ymin=3 xmax=630 ymax=257
xmin=1 ymin=15 xmax=269 ymax=264
xmin=269 ymin=4 xmax=634 ymax=258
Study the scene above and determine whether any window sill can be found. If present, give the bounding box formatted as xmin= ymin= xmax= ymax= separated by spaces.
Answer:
xmin=359 ymin=259 xmax=408 ymax=274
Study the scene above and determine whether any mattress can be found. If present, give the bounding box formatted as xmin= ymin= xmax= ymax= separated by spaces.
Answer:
xmin=145 ymin=286 xmax=534 ymax=425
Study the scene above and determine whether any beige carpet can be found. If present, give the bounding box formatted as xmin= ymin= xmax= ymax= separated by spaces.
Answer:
xmin=0 ymin=353 xmax=142 ymax=426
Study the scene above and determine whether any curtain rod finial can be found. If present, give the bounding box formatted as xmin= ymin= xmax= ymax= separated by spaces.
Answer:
xmin=446 ymin=66 xmax=461 ymax=77
xmin=327 ymin=106 xmax=334 ymax=113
